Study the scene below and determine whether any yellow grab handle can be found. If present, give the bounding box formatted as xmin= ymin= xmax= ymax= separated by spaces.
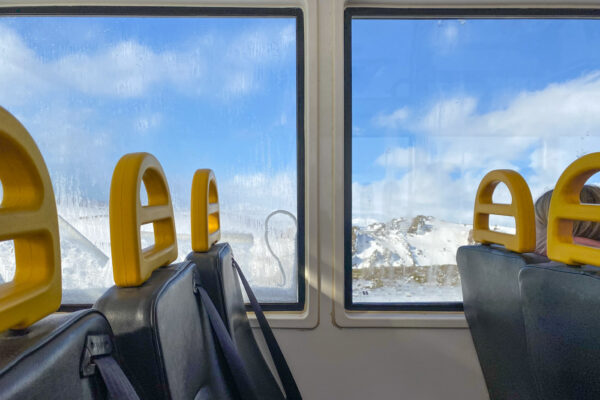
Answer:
xmin=109 ymin=153 xmax=177 ymax=287
xmin=0 ymin=106 xmax=61 ymax=332
xmin=191 ymin=169 xmax=221 ymax=252
xmin=548 ymin=153 xmax=600 ymax=265
xmin=473 ymin=169 xmax=535 ymax=253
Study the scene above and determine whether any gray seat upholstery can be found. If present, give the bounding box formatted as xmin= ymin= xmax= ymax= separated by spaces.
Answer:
xmin=0 ymin=310 xmax=116 ymax=400
xmin=519 ymin=263 xmax=600 ymax=400
xmin=187 ymin=243 xmax=284 ymax=400
xmin=95 ymin=260 xmax=237 ymax=400
xmin=457 ymin=245 xmax=547 ymax=400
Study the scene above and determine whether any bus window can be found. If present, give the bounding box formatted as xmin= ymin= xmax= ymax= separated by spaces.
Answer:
xmin=346 ymin=13 xmax=600 ymax=310
xmin=0 ymin=11 xmax=304 ymax=308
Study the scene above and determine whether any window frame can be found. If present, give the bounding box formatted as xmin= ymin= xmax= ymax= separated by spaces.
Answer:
xmin=343 ymin=6 xmax=600 ymax=312
xmin=0 ymin=5 xmax=306 ymax=313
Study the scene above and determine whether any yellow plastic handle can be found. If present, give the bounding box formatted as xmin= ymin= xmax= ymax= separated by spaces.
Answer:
xmin=548 ymin=153 xmax=600 ymax=265
xmin=109 ymin=153 xmax=177 ymax=287
xmin=191 ymin=169 xmax=221 ymax=252
xmin=473 ymin=169 xmax=535 ymax=253
xmin=0 ymin=106 xmax=61 ymax=332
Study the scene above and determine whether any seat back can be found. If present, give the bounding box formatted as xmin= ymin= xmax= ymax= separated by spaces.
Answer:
xmin=0 ymin=107 xmax=128 ymax=400
xmin=186 ymin=169 xmax=284 ymax=400
xmin=457 ymin=169 xmax=544 ymax=400
xmin=95 ymin=155 xmax=236 ymax=400
xmin=519 ymin=263 xmax=600 ymax=399
xmin=0 ymin=310 xmax=117 ymax=400
xmin=188 ymin=244 xmax=284 ymax=399
xmin=95 ymin=261 xmax=235 ymax=400
xmin=519 ymin=152 xmax=600 ymax=400
xmin=457 ymin=246 xmax=546 ymax=400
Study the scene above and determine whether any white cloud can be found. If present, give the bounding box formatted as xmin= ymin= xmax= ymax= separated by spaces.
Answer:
xmin=353 ymin=168 xmax=477 ymax=223
xmin=225 ymin=171 xmax=296 ymax=212
xmin=374 ymin=107 xmax=410 ymax=129
xmin=0 ymin=25 xmax=52 ymax=107
xmin=491 ymin=182 xmax=512 ymax=204
xmin=417 ymin=97 xmax=478 ymax=134
xmin=226 ymin=24 xmax=294 ymax=64
xmin=55 ymin=41 xmax=178 ymax=97
xmin=0 ymin=21 xmax=295 ymax=104
xmin=376 ymin=136 xmax=524 ymax=177
xmin=375 ymin=146 xmax=429 ymax=169
xmin=413 ymin=71 xmax=600 ymax=138
xmin=359 ymin=71 xmax=600 ymax=223
xmin=0 ymin=20 xmax=296 ymax=203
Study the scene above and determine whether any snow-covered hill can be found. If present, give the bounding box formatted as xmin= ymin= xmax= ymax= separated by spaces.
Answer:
xmin=352 ymin=215 xmax=474 ymax=270
xmin=351 ymin=216 xmax=474 ymax=303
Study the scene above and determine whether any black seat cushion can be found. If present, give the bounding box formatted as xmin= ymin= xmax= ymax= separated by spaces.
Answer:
xmin=457 ymin=245 xmax=547 ymax=400
xmin=0 ymin=309 xmax=113 ymax=400
xmin=520 ymin=263 xmax=600 ymax=400
xmin=187 ymin=244 xmax=284 ymax=400
xmin=95 ymin=261 xmax=236 ymax=400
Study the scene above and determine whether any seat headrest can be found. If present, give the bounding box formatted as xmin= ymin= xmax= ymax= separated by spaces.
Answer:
xmin=0 ymin=106 xmax=61 ymax=332
xmin=548 ymin=152 xmax=600 ymax=265
xmin=473 ymin=169 xmax=535 ymax=253
xmin=191 ymin=169 xmax=221 ymax=252
xmin=109 ymin=152 xmax=177 ymax=287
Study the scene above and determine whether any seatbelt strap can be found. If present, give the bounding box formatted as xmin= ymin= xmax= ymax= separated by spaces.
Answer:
xmin=94 ymin=356 xmax=140 ymax=400
xmin=194 ymin=284 xmax=259 ymax=400
xmin=232 ymin=259 xmax=302 ymax=400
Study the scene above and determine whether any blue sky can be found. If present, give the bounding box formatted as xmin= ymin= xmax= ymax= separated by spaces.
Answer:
xmin=352 ymin=19 xmax=600 ymax=223
xmin=0 ymin=17 xmax=297 ymax=211
xmin=4 ymin=17 xmax=600 ymax=226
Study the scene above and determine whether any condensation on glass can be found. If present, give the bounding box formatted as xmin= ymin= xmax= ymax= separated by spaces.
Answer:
xmin=0 ymin=17 xmax=298 ymax=304
xmin=350 ymin=18 xmax=600 ymax=304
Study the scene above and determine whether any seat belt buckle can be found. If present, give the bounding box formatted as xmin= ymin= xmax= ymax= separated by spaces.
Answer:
xmin=80 ymin=334 xmax=114 ymax=377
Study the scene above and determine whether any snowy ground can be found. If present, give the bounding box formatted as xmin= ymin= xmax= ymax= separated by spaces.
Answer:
xmin=0 ymin=199 xmax=509 ymax=305
xmin=0 ymin=201 xmax=299 ymax=304
xmin=353 ymin=279 xmax=463 ymax=303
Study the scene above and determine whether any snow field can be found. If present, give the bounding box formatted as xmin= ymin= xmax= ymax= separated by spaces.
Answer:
xmin=0 ymin=201 xmax=299 ymax=303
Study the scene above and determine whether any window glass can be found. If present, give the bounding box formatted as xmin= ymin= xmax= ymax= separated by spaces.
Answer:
xmin=0 ymin=16 xmax=301 ymax=304
xmin=349 ymin=18 xmax=600 ymax=306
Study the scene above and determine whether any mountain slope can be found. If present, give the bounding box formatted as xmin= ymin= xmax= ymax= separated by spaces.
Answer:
xmin=352 ymin=215 xmax=473 ymax=270
xmin=351 ymin=215 xmax=474 ymax=303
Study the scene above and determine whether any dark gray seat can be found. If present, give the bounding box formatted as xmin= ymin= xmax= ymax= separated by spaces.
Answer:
xmin=457 ymin=245 xmax=547 ymax=400
xmin=95 ymin=260 xmax=237 ymax=400
xmin=0 ymin=310 xmax=120 ymax=400
xmin=519 ymin=263 xmax=600 ymax=400
xmin=187 ymin=243 xmax=284 ymax=400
